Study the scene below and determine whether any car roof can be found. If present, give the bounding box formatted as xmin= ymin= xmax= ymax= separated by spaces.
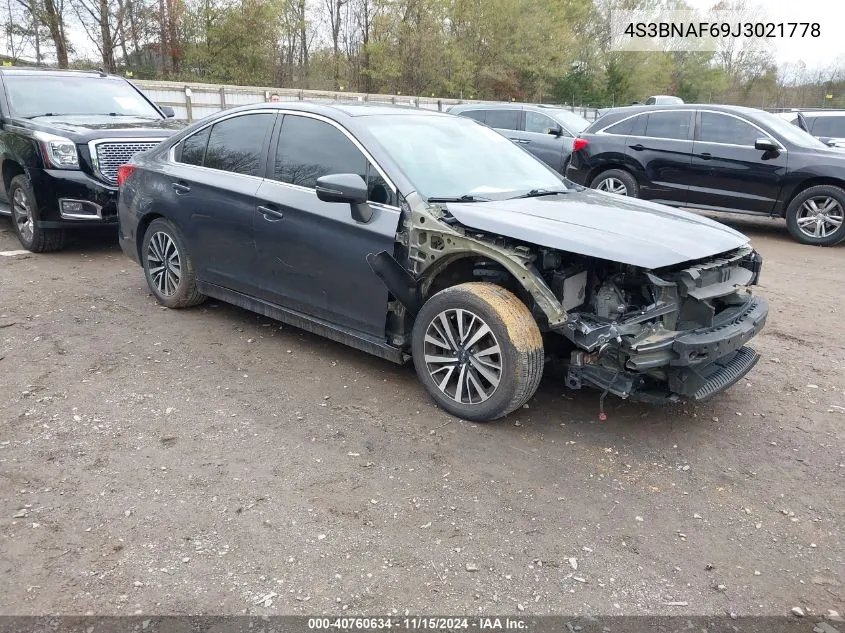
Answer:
xmin=449 ymin=102 xmax=577 ymax=113
xmin=797 ymin=110 xmax=845 ymax=118
xmin=591 ymin=103 xmax=770 ymax=125
xmin=223 ymin=101 xmax=448 ymax=119
xmin=0 ymin=66 xmax=124 ymax=79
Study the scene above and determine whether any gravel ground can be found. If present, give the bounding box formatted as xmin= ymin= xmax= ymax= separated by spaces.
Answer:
xmin=0 ymin=214 xmax=842 ymax=618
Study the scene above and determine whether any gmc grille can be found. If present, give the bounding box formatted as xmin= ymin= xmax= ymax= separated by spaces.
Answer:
xmin=94 ymin=140 xmax=163 ymax=184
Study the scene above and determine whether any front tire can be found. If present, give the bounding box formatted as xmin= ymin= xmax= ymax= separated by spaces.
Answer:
xmin=141 ymin=218 xmax=206 ymax=308
xmin=411 ymin=282 xmax=544 ymax=422
xmin=9 ymin=175 xmax=66 ymax=252
xmin=785 ymin=185 xmax=845 ymax=246
xmin=590 ymin=168 xmax=639 ymax=197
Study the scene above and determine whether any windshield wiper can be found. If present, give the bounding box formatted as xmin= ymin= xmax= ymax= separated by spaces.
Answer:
xmin=427 ymin=194 xmax=492 ymax=203
xmin=23 ymin=113 xmax=65 ymax=119
xmin=510 ymin=188 xmax=571 ymax=199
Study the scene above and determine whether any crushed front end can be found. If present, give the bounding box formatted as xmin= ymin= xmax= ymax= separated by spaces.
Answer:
xmin=551 ymin=246 xmax=767 ymax=404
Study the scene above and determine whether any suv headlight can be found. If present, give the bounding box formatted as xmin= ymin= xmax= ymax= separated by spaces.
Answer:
xmin=34 ymin=132 xmax=79 ymax=169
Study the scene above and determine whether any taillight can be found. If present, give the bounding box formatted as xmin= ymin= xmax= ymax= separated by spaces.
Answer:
xmin=572 ymin=138 xmax=589 ymax=152
xmin=117 ymin=164 xmax=136 ymax=187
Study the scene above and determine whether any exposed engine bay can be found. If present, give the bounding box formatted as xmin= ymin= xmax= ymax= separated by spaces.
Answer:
xmin=377 ymin=195 xmax=769 ymax=407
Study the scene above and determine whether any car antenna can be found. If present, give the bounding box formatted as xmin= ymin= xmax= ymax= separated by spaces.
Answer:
xmin=97 ymin=67 xmax=108 ymax=77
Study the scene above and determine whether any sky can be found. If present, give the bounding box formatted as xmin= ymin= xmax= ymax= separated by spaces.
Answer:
xmin=683 ymin=0 xmax=845 ymax=69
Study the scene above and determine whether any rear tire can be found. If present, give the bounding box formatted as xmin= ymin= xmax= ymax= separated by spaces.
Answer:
xmin=141 ymin=218 xmax=206 ymax=308
xmin=9 ymin=175 xmax=66 ymax=252
xmin=411 ymin=282 xmax=544 ymax=422
xmin=785 ymin=185 xmax=845 ymax=246
xmin=590 ymin=168 xmax=639 ymax=197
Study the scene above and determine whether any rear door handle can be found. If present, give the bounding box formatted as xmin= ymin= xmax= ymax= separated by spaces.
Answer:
xmin=629 ymin=144 xmax=644 ymax=151
xmin=258 ymin=205 xmax=284 ymax=221
xmin=172 ymin=182 xmax=190 ymax=194
xmin=698 ymin=152 xmax=712 ymax=160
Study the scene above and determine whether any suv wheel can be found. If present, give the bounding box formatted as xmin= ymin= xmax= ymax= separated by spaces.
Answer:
xmin=785 ymin=185 xmax=845 ymax=246
xmin=411 ymin=282 xmax=544 ymax=422
xmin=141 ymin=218 xmax=206 ymax=308
xmin=590 ymin=169 xmax=639 ymax=197
xmin=9 ymin=175 xmax=66 ymax=252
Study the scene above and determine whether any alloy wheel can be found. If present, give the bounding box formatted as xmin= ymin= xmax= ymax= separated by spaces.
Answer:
xmin=423 ymin=308 xmax=502 ymax=405
xmin=147 ymin=231 xmax=182 ymax=296
xmin=795 ymin=196 xmax=844 ymax=239
xmin=12 ymin=187 xmax=34 ymax=243
xmin=596 ymin=177 xmax=628 ymax=195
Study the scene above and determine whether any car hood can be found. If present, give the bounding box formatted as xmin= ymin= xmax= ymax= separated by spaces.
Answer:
xmin=24 ymin=116 xmax=185 ymax=141
xmin=443 ymin=189 xmax=749 ymax=269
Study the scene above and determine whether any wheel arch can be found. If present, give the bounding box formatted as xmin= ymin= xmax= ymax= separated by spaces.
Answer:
xmin=585 ymin=162 xmax=635 ymax=188
xmin=135 ymin=212 xmax=166 ymax=261
xmin=781 ymin=177 xmax=845 ymax=217
xmin=2 ymin=159 xmax=26 ymax=197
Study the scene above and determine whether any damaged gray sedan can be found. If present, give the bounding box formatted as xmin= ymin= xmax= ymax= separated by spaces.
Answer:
xmin=117 ymin=103 xmax=767 ymax=422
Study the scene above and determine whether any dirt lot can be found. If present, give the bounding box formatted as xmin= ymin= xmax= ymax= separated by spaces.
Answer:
xmin=0 ymin=214 xmax=842 ymax=618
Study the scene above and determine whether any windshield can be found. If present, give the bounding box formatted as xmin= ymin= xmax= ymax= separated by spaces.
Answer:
xmin=548 ymin=108 xmax=590 ymax=134
xmin=758 ymin=111 xmax=828 ymax=148
xmin=5 ymin=75 xmax=162 ymax=119
xmin=366 ymin=115 xmax=565 ymax=200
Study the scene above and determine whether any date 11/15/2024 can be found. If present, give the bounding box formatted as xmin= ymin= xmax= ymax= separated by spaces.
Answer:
xmin=307 ymin=617 xmax=528 ymax=630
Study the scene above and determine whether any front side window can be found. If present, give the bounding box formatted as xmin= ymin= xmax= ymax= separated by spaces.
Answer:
xmin=524 ymin=111 xmax=558 ymax=134
xmin=485 ymin=109 xmax=520 ymax=131
xmin=203 ymin=113 xmax=274 ymax=176
xmin=698 ymin=112 xmax=760 ymax=146
xmin=644 ymin=111 xmax=692 ymax=140
xmin=274 ymin=115 xmax=392 ymax=205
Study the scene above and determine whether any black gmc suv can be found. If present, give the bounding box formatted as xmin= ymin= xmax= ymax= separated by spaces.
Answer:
xmin=0 ymin=67 xmax=182 ymax=252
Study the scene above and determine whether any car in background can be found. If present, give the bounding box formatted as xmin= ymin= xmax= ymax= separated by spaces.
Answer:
xmin=117 ymin=103 xmax=766 ymax=421
xmin=0 ymin=66 xmax=182 ymax=252
xmin=778 ymin=109 xmax=845 ymax=148
xmin=645 ymin=95 xmax=684 ymax=105
xmin=447 ymin=103 xmax=590 ymax=174
xmin=566 ymin=104 xmax=845 ymax=246
xmin=596 ymin=96 xmax=684 ymax=119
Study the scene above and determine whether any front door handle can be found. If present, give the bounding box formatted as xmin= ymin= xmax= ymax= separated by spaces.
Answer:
xmin=258 ymin=205 xmax=284 ymax=221
xmin=629 ymin=144 xmax=644 ymax=151
xmin=698 ymin=152 xmax=712 ymax=160
xmin=172 ymin=182 xmax=190 ymax=194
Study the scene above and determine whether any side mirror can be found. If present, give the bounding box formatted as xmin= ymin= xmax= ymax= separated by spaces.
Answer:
xmin=754 ymin=137 xmax=780 ymax=152
xmin=547 ymin=125 xmax=564 ymax=137
xmin=159 ymin=105 xmax=175 ymax=118
xmin=315 ymin=173 xmax=373 ymax=223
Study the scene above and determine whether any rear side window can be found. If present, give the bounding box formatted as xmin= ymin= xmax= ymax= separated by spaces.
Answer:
xmin=811 ymin=116 xmax=845 ymax=137
xmin=274 ymin=115 xmax=392 ymax=205
xmin=698 ymin=112 xmax=760 ymax=146
xmin=644 ymin=111 xmax=692 ymax=140
xmin=485 ymin=109 xmax=520 ymax=131
xmin=179 ymin=127 xmax=210 ymax=166
xmin=458 ymin=110 xmax=487 ymax=123
xmin=204 ymin=113 xmax=275 ymax=176
xmin=604 ymin=114 xmax=646 ymax=136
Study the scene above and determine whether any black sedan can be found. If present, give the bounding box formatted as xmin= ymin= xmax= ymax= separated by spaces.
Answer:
xmin=117 ymin=103 xmax=767 ymax=421
xmin=566 ymin=104 xmax=845 ymax=246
